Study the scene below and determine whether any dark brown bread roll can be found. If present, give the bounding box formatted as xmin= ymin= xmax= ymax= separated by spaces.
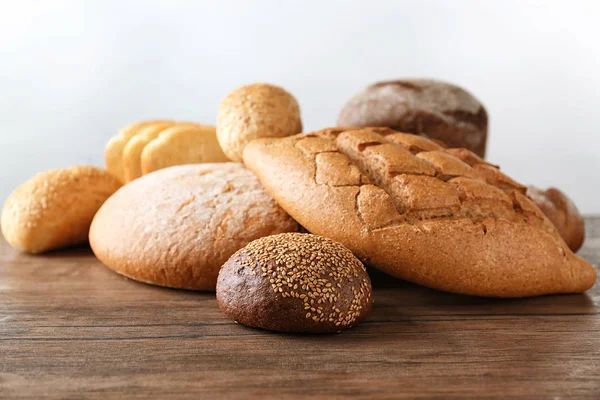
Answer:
xmin=216 ymin=233 xmax=373 ymax=333
xmin=337 ymin=79 xmax=488 ymax=157
xmin=527 ymin=186 xmax=585 ymax=252
xmin=243 ymin=127 xmax=596 ymax=297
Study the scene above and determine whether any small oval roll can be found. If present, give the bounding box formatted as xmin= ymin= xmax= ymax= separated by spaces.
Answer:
xmin=217 ymin=233 xmax=373 ymax=333
xmin=1 ymin=166 xmax=122 ymax=253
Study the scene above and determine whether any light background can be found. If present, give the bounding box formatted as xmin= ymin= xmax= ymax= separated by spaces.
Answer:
xmin=0 ymin=0 xmax=598 ymax=212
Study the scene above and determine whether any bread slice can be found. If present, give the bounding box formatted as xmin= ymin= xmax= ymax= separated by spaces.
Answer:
xmin=105 ymin=120 xmax=172 ymax=182
xmin=141 ymin=124 xmax=229 ymax=175
xmin=122 ymin=122 xmax=175 ymax=182
xmin=243 ymin=127 xmax=596 ymax=297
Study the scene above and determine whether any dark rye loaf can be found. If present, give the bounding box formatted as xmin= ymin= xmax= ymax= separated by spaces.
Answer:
xmin=217 ymin=233 xmax=373 ymax=333
xmin=338 ymin=79 xmax=488 ymax=157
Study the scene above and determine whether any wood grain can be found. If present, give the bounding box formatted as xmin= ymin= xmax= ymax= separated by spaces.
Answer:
xmin=1 ymin=217 xmax=599 ymax=399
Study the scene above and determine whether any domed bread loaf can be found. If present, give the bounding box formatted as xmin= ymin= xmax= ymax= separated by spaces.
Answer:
xmin=217 ymin=233 xmax=373 ymax=333
xmin=243 ymin=127 xmax=596 ymax=297
xmin=337 ymin=79 xmax=488 ymax=157
xmin=89 ymin=163 xmax=298 ymax=290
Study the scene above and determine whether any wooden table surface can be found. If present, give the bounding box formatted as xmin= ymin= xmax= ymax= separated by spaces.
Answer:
xmin=1 ymin=217 xmax=599 ymax=399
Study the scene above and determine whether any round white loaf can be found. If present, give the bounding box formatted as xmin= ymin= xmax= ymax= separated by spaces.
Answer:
xmin=89 ymin=163 xmax=298 ymax=290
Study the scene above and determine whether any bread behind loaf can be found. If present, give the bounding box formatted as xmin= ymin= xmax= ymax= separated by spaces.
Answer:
xmin=141 ymin=124 xmax=229 ymax=175
xmin=527 ymin=186 xmax=585 ymax=252
xmin=122 ymin=122 xmax=176 ymax=182
xmin=105 ymin=120 xmax=172 ymax=182
xmin=338 ymin=79 xmax=488 ymax=157
xmin=217 ymin=83 xmax=303 ymax=162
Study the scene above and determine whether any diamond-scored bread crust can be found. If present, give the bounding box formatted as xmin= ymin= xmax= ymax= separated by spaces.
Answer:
xmin=243 ymin=127 xmax=596 ymax=297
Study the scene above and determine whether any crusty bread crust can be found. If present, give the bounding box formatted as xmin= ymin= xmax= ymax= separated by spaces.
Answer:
xmin=89 ymin=163 xmax=298 ymax=291
xmin=337 ymin=79 xmax=488 ymax=157
xmin=243 ymin=127 xmax=596 ymax=297
xmin=1 ymin=166 xmax=122 ymax=253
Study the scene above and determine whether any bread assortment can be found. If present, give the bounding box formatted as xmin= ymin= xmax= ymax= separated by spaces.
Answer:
xmin=107 ymin=120 xmax=228 ymax=183
xmin=243 ymin=127 xmax=595 ymax=297
xmin=1 ymin=79 xmax=595 ymax=333
xmin=338 ymin=79 xmax=488 ymax=157
xmin=1 ymin=166 xmax=121 ymax=253
xmin=217 ymin=83 xmax=303 ymax=162
xmin=89 ymin=163 xmax=298 ymax=290
xmin=217 ymin=233 xmax=372 ymax=333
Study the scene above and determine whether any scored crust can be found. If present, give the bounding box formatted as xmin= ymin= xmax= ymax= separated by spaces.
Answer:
xmin=243 ymin=127 xmax=596 ymax=297
xmin=89 ymin=163 xmax=298 ymax=291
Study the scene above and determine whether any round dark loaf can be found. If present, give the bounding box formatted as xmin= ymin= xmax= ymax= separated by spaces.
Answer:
xmin=337 ymin=79 xmax=488 ymax=157
xmin=217 ymin=233 xmax=373 ymax=333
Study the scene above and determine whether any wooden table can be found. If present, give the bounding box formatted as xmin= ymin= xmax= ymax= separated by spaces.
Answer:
xmin=1 ymin=217 xmax=599 ymax=399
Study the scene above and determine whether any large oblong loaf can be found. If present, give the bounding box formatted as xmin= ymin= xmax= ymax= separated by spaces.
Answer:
xmin=243 ymin=127 xmax=596 ymax=297
xmin=89 ymin=163 xmax=298 ymax=291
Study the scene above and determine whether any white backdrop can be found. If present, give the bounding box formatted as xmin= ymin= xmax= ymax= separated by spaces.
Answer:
xmin=1 ymin=0 xmax=599 ymax=212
